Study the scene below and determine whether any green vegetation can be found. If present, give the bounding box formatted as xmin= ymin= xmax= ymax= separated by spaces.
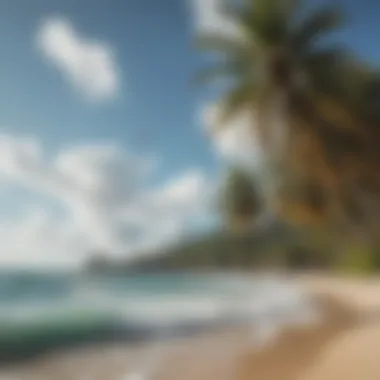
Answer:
xmin=85 ymin=0 xmax=380 ymax=275
xmin=332 ymin=241 xmax=379 ymax=275
xmin=90 ymin=223 xmax=324 ymax=272
xmin=218 ymin=166 xmax=262 ymax=233
xmin=122 ymin=227 xmax=380 ymax=274
xmin=195 ymin=0 xmax=380 ymax=236
xmin=126 ymin=225 xmax=296 ymax=271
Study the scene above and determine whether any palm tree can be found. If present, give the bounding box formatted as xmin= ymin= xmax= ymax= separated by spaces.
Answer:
xmin=194 ymin=0 xmax=368 ymax=226
xmin=218 ymin=166 xmax=262 ymax=233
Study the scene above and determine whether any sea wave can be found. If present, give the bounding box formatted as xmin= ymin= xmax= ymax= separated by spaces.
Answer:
xmin=0 ymin=273 xmax=319 ymax=362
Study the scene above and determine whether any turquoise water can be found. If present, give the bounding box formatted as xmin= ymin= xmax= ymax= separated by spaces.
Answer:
xmin=0 ymin=271 xmax=314 ymax=363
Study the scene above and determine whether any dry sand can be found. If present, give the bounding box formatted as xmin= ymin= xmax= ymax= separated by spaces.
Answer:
xmin=297 ymin=275 xmax=380 ymax=380
xmin=2 ymin=274 xmax=380 ymax=380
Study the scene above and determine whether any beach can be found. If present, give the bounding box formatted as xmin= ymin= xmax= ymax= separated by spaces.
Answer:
xmin=1 ymin=274 xmax=380 ymax=380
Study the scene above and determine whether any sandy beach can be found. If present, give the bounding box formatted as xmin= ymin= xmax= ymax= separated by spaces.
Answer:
xmin=1 ymin=274 xmax=380 ymax=380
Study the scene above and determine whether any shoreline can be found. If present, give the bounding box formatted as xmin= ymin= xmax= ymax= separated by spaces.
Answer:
xmin=1 ymin=274 xmax=380 ymax=379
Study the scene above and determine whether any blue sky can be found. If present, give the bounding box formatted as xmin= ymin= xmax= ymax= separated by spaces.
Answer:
xmin=0 ymin=0 xmax=378 ymax=267
xmin=0 ymin=0 xmax=217 ymax=176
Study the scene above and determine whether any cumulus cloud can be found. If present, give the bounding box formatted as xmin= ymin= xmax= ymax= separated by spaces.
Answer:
xmin=36 ymin=17 xmax=120 ymax=102
xmin=0 ymin=134 xmax=211 ymax=268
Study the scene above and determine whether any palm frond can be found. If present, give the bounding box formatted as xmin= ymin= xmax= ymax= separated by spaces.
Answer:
xmin=219 ymin=1 xmax=276 ymax=50
xmin=219 ymin=165 xmax=262 ymax=228
xmin=302 ymin=46 xmax=346 ymax=68
xmin=238 ymin=1 xmax=288 ymax=47
xmin=291 ymin=6 xmax=344 ymax=51
xmin=249 ymin=0 xmax=282 ymax=16
xmin=284 ymin=0 xmax=303 ymax=17
xmin=244 ymin=0 xmax=302 ymax=20
xmin=194 ymin=33 xmax=247 ymax=55
xmin=217 ymin=83 xmax=257 ymax=127
xmin=302 ymin=46 xmax=347 ymax=96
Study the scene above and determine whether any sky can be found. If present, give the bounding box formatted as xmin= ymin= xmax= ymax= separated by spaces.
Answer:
xmin=0 ymin=0 xmax=378 ymax=268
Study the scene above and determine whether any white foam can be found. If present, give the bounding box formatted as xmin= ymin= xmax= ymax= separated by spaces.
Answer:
xmin=1 ymin=274 xmax=319 ymax=345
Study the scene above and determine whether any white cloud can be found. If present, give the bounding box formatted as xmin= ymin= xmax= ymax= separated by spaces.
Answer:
xmin=201 ymin=102 xmax=263 ymax=170
xmin=36 ymin=17 xmax=120 ymax=102
xmin=0 ymin=208 xmax=88 ymax=267
xmin=191 ymin=0 xmax=240 ymax=37
xmin=0 ymin=134 xmax=211 ymax=268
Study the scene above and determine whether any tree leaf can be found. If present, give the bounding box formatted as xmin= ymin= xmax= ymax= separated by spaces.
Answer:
xmin=194 ymin=33 xmax=246 ymax=55
xmin=217 ymin=83 xmax=257 ymax=127
xmin=292 ymin=6 xmax=344 ymax=51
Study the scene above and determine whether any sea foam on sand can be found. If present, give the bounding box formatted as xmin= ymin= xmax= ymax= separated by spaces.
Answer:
xmin=0 ymin=274 xmax=322 ymax=380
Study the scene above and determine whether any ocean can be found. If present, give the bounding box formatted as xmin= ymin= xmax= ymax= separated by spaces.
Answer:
xmin=0 ymin=270 xmax=318 ymax=363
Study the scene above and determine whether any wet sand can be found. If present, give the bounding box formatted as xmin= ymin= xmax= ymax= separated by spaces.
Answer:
xmin=238 ymin=293 xmax=356 ymax=380
xmin=2 ymin=275 xmax=380 ymax=380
